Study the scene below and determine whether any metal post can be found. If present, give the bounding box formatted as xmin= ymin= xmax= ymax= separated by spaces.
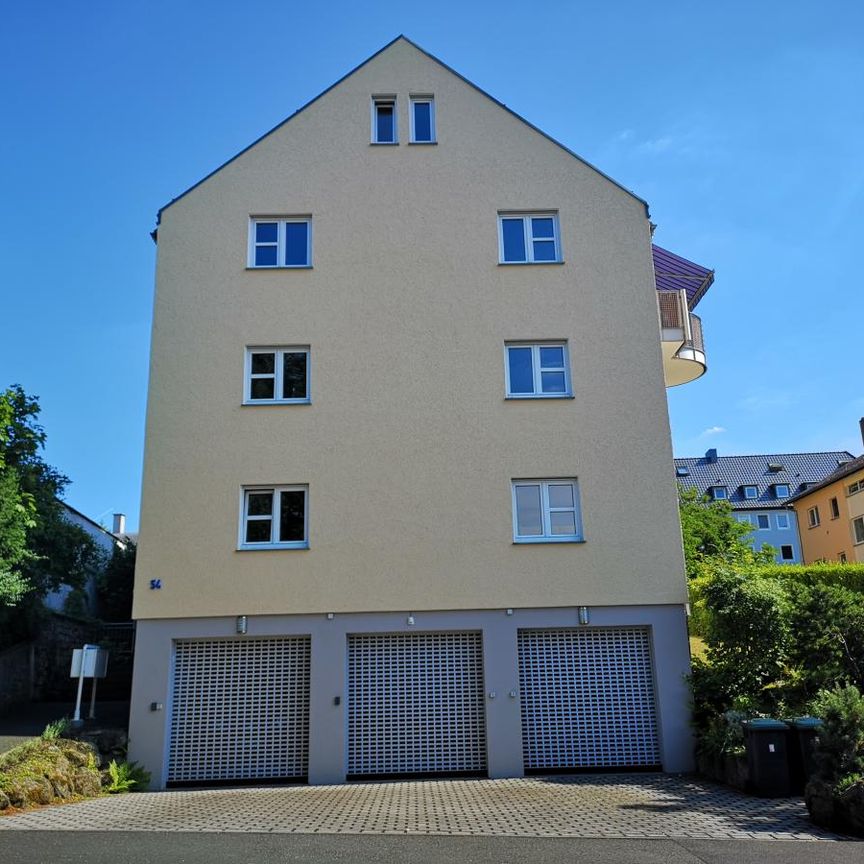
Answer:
xmin=72 ymin=645 xmax=88 ymax=723
xmin=88 ymin=675 xmax=98 ymax=720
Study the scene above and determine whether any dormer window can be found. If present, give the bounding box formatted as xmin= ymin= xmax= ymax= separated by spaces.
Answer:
xmin=372 ymin=97 xmax=397 ymax=144
xmin=767 ymin=462 xmax=784 ymax=473
xmin=743 ymin=485 xmax=758 ymax=500
xmin=711 ymin=486 xmax=728 ymax=501
xmin=676 ymin=466 xmax=689 ymax=477
xmin=774 ymin=484 xmax=790 ymax=499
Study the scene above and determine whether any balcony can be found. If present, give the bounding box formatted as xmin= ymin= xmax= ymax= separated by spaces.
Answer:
xmin=653 ymin=245 xmax=713 ymax=388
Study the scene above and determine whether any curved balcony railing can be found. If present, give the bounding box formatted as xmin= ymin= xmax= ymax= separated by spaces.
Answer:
xmin=657 ymin=289 xmax=707 ymax=387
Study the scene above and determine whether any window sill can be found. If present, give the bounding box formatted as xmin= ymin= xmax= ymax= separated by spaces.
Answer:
xmin=513 ymin=538 xmax=585 ymax=545
xmin=241 ymin=400 xmax=312 ymax=407
xmin=237 ymin=543 xmax=309 ymax=552
xmin=498 ymin=261 xmax=565 ymax=266
xmin=370 ymin=141 xmax=399 ymax=146
xmin=505 ymin=394 xmax=574 ymax=401
xmin=246 ymin=265 xmax=313 ymax=271
xmin=408 ymin=140 xmax=437 ymax=145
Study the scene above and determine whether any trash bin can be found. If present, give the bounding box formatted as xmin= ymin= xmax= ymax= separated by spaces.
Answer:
xmin=743 ymin=719 xmax=791 ymax=797
xmin=786 ymin=716 xmax=822 ymax=794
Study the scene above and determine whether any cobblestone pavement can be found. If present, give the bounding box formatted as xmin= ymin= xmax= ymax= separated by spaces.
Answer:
xmin=0 ymin=774 xmax=850 ymax=840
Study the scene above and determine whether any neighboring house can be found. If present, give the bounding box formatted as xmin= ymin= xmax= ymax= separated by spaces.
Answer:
xmin=674 ymin=449 xmax=855 ymax=564
xmin=789 ymin=424 xmax=864 ymax=563
xmin=43 ymin=505 xmax=128 ymax=616
xmin=129 ymin=36 xmax=714 ymax=788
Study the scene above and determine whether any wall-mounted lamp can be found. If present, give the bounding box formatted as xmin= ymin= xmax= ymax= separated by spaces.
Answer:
xmin=407 ymin=614 xmax=415 ymax=626
xmin=236 ymin=615 xmax=248 ymax=634
xmin=326 ymin=612 xmax=334 ymax=620
xmin=578 ymin=606 xmax=590 ymax=625
xmin=505 ymin=608 xmax=514 ymax=616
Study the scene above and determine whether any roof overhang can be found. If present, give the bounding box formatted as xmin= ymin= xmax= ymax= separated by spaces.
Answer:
xmin=653 ymin=244 xmax=714 ymax=310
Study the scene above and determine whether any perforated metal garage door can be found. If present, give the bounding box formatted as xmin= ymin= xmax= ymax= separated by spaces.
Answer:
xmin=347 ymin=632 xmax=487 ymax=777
xmin=518 ymin=628 xmax=660 ymax=770
xmin=168 ymin=637 xmax=310 ymax=784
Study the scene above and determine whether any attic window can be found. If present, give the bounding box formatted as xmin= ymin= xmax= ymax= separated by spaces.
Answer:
xmin=774 ymin=484 xmax=790 ymax=498
xmin=372 ymin=97 xmax=397 ymax=144
xmin=711 ymin=486 xmax=728 ymax=501
xmin=767 ymin=462 xmax=784 ymax=472
xmin=743 ymin=485 xmax=758 ymax=500
xmin=676 ymin=467 xmax=689 ymax=477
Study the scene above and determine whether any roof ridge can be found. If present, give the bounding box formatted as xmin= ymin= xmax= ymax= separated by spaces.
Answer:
xmin=675 ymin=450 xmax=855 ymax=461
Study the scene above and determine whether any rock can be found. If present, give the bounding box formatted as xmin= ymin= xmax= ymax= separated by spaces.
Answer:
xmin=805 ymin=780 xmax=837 ymax=830
xmin=47 ymin=770 xmax=72 ymax=800
xmin=0 ymin=790 xmax=10 ymax=810
xmin=70 ymin=769 xmax=101 ymax=798
xmin=7 ymin=777 xmax=54 ymax=807
xmin=62 ymin=742 xmax=97 ymax=768
xmin=838 ymin=781 xmax=864 ymax=837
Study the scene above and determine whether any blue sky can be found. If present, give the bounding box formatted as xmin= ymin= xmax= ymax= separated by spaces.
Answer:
xmin=1 ymin=1 xmax=862 ymax=531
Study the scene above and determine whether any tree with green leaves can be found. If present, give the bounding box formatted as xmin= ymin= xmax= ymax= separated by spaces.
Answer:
xmin=0 ymin=385 xmax=102 ymax=612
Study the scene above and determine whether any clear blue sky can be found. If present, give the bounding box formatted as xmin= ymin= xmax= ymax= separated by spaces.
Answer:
xmin=2 ymin=1 xmax=862 ymax=531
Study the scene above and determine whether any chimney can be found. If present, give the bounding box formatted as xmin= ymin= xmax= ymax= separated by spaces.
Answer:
xmin=705 ymin=448 xmax=718 ymax=463
xmin=112 ymin=513 xmax=126 ymax=535
xmin=860 ymin=417 xmax=864 ymax=449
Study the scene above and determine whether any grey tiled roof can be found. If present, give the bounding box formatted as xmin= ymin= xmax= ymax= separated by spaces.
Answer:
xmin=653 ymin=245 xmax=714 ymax=310
xmin=674 ymin=450 xmax=855 ymax=510
xmin=788 ymin=453 xmax=864 ymax=502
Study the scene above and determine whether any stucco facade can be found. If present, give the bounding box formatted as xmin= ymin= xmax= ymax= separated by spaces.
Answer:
xmin=129 ymin=37 xmax=697 ymax=786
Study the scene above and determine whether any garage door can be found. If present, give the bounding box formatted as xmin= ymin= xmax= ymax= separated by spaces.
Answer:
xmin=347 ymin=632 xmax=487 ymax=778
xmin=168 ymin=637 xmax=311 ymax=784
xmin=518 ymin=628 xmax=660 ymax=771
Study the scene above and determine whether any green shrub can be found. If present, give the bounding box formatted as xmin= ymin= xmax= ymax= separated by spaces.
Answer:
xmin=809 ymin=686 xmax=864 ymax=788
xmin=40 ymin=718 xmax=71 ymax=741
xmin=104 ymin=759 xmax=150 ymax=794
xmin=754 ymin=562 xmax=864 ymax=594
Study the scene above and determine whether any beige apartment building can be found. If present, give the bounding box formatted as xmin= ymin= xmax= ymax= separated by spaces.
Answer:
xmin=128 ymin=36 xmax=714 ymax=787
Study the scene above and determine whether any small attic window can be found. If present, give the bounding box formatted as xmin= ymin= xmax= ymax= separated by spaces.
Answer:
xmin=710 ymin=486 xmax=728 ymax=500
xmin=743 ymin=485 xmax=758 ymax=500
xmin=767 ymin=462 xmax=784 ymax=472
xmin=676 ymin=467 xmax=689 ymax=477
xmin=774 ymin=484 xmax=790 ymax=498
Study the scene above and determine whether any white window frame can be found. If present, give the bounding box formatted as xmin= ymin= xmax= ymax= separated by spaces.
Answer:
xmin=736 ymin=514 xmax=752 ymax=525
xmin=238 ymin=485 xmax=309 ymax=550
xmin=512 ymin=479 xmax=583 ymax=543
xmin=854 ymin=516 xmax=864 ymax=545
xmin=776 ymin=512 xmax=790 ymax=530
xmin=848 ymin=479 xmax=864 ymax=496
xmin=504 ymin=342 xmax=571 ymax=398
xmin=711 ymin=486 xmax=728 ymax=500
xmin=839 ymin=551 xmax=848 ymax=563
xmin=808 ymin=506 xmax=820 ymax=528
xmin=497 ymin=212 xmax=561 ymax=264
xmin=774 ymin=483 xmax=790 ymax=499
xmin=243 ymin=347 xmax=311 ymax=405
xmin=409 ymin=95 xmax=436 ymax=143
xmin=756 ymin=513 xmax=771 ymax=531
xmin=371 ymin=96 xmax=397 ymax=144
xmin=780 ymin=544 xmax=795 ymax=561
xmin=743 ymin=485 xmax=758 ymax=500
xmin=248 ymin=217 xmax=312 ymax=268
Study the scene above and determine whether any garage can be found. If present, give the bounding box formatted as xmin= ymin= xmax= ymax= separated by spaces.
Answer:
xmin=347 ymin=631 xmax=487 ymax=779
xmin=168 ymin=636 xmax=311 ymax=785
xmin=518 ymin=627 xmax=660 ymax=772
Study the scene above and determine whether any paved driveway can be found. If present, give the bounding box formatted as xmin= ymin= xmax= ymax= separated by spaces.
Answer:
xmin=0 ymin=774 xmax=851 ymax=840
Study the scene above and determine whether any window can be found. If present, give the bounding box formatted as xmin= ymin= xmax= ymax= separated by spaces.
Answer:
xmin=808 ymin=506 xmax=820 ymax=528
xmin=776 ymin=512 xmax=790 ymax=529
xmin=830 ymin=497 xmax=840 ymax=519
xmin=711 ymin=486 xmax=728 ymax=500
xmin=512 ymin=479 xmax=582 ymax=543
xmin=410 ymin=96 xmax=435 ymax=142
xmin=249 ymin=218 xmax=311 ymax=268
xmin=743 ymin=485 xmax=758 ymax=500
xmin=854 ymin=516 xmax=864 ymax=545
xmin=498 ymin=213 xmax=561 ymax=263
xmin=780 ymin=545 xmax=794 ymax=561
xmin=372 ymin=97 xmax=397 ymax=143
xmin=736 ymin=514 xmax=752 ymax=525
xmin=676 ymin=466 xmax=690 ymax=477
xmin=757 ymin=514 xmax=770 ymax=530
xmin=505 ymin=343 xmax=570 ymax=397
xmin=774 ymin=484 xmax=790 ymax=499
xmin=244 ymin=347 xmax=310 ymax=404
xmin=839 ymin=551 xmax=848 ymax=563
xmin=240 ymin=486 xmax=308 ymax=549
xmin=849 ymin=479 xmax=864 ymax=496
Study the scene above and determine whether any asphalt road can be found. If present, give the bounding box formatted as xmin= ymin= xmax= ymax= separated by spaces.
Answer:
xmin=0 ymin=833 xmax=860 ymax=864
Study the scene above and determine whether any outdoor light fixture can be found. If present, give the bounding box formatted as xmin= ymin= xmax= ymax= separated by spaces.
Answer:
xmin=326 ymin=612 xmax=334 ymax=620
xmin=578 ymin=606 xmax=590 ymax=625
xmin=505 ymin=608 xmax=514 ymax=616
xmin=407 ymin=614 xmax=415 ymax=625
xmin=236 ymin=615 xmax=248 ymax=634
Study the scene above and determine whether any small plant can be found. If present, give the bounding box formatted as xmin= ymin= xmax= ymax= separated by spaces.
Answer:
xmin=41 ymin=718 xmax=71 ymax=741
xmin=104 ymin=759 xmax=150 ymax=794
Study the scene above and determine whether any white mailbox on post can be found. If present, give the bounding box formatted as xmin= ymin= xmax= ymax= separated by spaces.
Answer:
xmin=69 ymin=644 xmax=109 ymax=724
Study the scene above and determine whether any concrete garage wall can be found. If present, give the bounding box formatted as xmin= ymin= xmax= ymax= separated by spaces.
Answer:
xmin=128 ymin=604 xmax=693 ymax=788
